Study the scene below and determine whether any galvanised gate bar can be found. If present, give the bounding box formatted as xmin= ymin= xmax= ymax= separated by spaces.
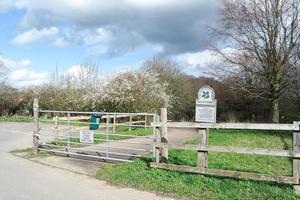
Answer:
xmin=33 ymin=99 xmax=157 ymax=162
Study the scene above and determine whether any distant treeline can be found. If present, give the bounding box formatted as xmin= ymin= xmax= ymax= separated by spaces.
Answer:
xmin=0 ymin=57 xmax=299 ymax=123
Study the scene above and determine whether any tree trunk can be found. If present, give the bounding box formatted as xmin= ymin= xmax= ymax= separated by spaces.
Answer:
xmin=271 ymin=97 xmax=280 ymax=123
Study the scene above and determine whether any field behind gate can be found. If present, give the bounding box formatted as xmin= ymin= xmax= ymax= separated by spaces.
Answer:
xmin=97 ymin=129 xmax=300 ymax=200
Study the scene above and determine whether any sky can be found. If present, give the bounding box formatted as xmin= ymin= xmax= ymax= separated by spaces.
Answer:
xmin=0 ymin=0 xmax=222 ymax=87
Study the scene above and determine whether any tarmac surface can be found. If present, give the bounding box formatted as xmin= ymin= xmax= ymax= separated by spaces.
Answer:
xmin=0 ymin=122 xmax=176 ymax=200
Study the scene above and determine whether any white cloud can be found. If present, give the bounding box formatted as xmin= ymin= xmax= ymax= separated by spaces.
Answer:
xmin=0 ymin=0 xmax=14 ymax=13
xmin=176 ymin=47 xmax=237 ymax=74
xmin=176 ymin=50 xmax=220 ymax=74
xmin=179 ymin=50 xmax=217 ymax=69
xmin=53 ymin=37 xmax=68 ymax=47
xmin=53 ymin=27 xmax=112 ymax=48
xmin=0 ymin=55 xmax=31 ymax=68
xmin=9 ymin=69 xmax=48 ymax=86
xmin=67 ymin=64 xmax=96 ymax=80
xmin=85 ymin=28 xmax=112 ymax=45
xmin=12 ymin=0 xmax=220 ymax=56
xmin=12 ymin=27 xmax=58 ymax=45
xmin=67 ymin=65 xmax=82 ymax=76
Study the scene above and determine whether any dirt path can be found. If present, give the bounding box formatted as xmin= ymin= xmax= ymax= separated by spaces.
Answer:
xmin=168 ymin=128 xmax=198 ymax=144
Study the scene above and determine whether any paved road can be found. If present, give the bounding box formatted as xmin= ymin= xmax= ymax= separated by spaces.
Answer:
xmin=0 ymin=122 xmax=173 ymax=200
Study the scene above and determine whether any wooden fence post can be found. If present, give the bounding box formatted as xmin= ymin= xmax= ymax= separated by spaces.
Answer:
xmin=33 ymin=98 xmax=39 ymax=155
xmin=197 ymin=128 xmax=208 ymax=168
xmin=55 ymin=115 xmax=59 ymax=139
xmin=113 ymin=114 xmax=116 ymax=133
xmin=293 ymin=121 xmax=300 ymax=193
xmin=155 ymin=114 xmax=161 ymax=163
xmin=161 ymin=108 xmax=168 ymax=163
xmin=129 ymin=116 xmax=132 ymax=132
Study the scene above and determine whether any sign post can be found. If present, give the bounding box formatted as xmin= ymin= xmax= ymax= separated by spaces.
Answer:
xmin=195 ymin=86 xmax=217 ymax=123
xmin=195 ymin=86 xmax=216 ymax=169
xmin=80 ymin=130 xmax=94 ymax=144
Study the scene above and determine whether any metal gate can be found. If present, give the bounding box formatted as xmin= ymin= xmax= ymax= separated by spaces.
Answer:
xmin=36 ymin=109 xmax=157 ymax=162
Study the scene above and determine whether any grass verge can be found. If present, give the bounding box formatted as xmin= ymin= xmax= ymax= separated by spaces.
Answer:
xmin=97 ymin=158 xmax=299 ymax=200
xmin=185 ymin=129 xmax=292 ymax=150
xmin=0 ymin=115 xmax=32 ymax=122
xmin=96 ymin=129 xmax=299 ymax=199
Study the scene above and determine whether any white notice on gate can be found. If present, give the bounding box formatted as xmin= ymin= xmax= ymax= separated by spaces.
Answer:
xmin=196 ymin=106 xmax=216 ymax=123
xmin=80 ymin=130 xmax=94 ymax=144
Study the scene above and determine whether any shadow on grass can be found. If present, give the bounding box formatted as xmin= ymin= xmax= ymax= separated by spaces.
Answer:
xmin=10 ymin=147 xmax=54 ymax=158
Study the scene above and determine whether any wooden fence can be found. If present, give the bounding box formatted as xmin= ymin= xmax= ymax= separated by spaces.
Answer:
xmin=151 ymin=108 xmax=300 ymax=187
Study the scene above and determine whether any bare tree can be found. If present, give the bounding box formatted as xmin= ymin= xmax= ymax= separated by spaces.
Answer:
xmin=212 ymin=0 xmax=300 ymax=122
xmin=40 ymin=57 xmax=101 ymax=111
xmin=0 ymin=60 xmax=7 ymax=84
xmin=142 ymin=57 xmax=183 ymax=79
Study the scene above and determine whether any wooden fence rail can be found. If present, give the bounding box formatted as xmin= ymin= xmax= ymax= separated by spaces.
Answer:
xmin=151 ymin=122 xmax=300 ymax=131
xmin=155 ymin=143 xmax=300 ymax=158
xmin=151 ymin=108 xmax=300 ymax=187
xmin=150 ymin=162 xmax=299 ymax=184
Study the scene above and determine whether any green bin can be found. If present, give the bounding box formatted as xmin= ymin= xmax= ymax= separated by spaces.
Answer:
xmin=90 ymin=114 xmax=100 ymax=130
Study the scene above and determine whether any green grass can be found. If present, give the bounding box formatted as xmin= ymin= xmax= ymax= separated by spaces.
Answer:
xmin=0 ymin=115 xmax=32 ymax=122
xmin=168 ymin=149 xmax=291 ymax=176
xmin=96 ymin=129 xmax=300 ymax=199
xmin=97 ymin=159 xmax=299 ymax=200
xmin=185 ymin=129 xmax=292 ymax=150
xmin=179 ymin=129 xmax=292 ymax=176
